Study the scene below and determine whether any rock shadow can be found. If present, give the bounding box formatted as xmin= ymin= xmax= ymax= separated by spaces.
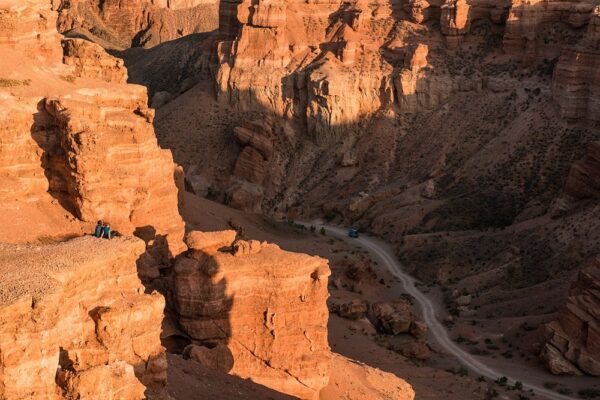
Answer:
xmin=30 ymin=100 xmax=80 ymax=218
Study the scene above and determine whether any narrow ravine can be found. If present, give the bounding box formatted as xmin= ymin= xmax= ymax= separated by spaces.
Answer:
xmin=308 ymin=223 xmax=578 ymax=400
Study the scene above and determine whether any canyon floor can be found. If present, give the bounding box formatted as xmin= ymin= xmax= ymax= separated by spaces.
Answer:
xmin=180 ymin=192 xmax=600 ymax=400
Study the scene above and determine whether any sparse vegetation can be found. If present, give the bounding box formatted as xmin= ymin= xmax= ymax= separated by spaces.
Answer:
xmin=0 ymin=78 xmax=31 ymax=87
xmin=495 ymin=376 xmax=508 ymax=386
xmin=60 ymin=74 xmax=77 ymax=83
xmin=445 ymin=366 xmax=469 ymax=377
xmin=578 ymin=388 xmax=600 ymax=399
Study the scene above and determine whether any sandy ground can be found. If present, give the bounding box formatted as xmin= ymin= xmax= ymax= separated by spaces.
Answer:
xmin=167 ymin=353 xmax=296 ymax=400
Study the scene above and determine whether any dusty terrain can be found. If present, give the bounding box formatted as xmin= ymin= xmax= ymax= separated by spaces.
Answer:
xmin=1 ymin=0 xmax=599 ymax=399
xmin=110 ymin=0 xmax=600 ymax=392
xmin=181 ymin=191 xmax=600 ymax=400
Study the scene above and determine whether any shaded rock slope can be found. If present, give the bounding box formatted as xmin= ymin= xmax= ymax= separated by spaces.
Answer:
xmin=0 ymin=1 xmax=392 ymax=399
xmin=88 ymin=0 xmax=600 ymax=379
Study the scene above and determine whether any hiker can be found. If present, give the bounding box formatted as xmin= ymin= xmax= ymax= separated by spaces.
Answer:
xmin=102 ymin=222 xmax=112 ymax=239
xmin=94 ymin=220 xmax=103 ymax=238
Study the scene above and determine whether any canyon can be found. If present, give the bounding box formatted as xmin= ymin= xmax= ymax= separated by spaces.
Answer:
xmin=1 ymin=0 xmax=600 ymax=399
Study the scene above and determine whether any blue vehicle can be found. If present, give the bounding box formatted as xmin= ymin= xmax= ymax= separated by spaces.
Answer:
xmin=348 ymin=229 xmax=359 ymax=238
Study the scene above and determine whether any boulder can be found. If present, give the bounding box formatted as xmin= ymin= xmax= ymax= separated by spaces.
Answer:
xmin=540 ymin=344 xmax=583 ymax=376
xmin=371 ymin=301 xmax=413 ymax=335
xmin=541 ymin=258 xmax=600 ymax=376
xmin=409 ymin=321 xmax=429 ymax=338
xmin=185 ymin=230 xmax=237 ymax=252
xmin=183 ymin=344 xmax=234 ymax=373
xmin=395 ymin=341 xmax=431 ymax=360
xmin=172 ymin=237 xmax=332 ymax=399
xmin=330 ymin=298 xmax=370 ymax=320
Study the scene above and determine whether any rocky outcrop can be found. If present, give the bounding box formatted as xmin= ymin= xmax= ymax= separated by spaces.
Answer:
xmin=0 ymin=0 xmax=185 ymax=253
xmin=371 ymin=300 xmax=427 ymax=337
xmin=563 ymin=141 xmax=600 ymax=202
xmin=394 ymin=43 xmax=482 ymax=113
xmin=503 ymin=0 xmax=598 ymax=61
xmin=329 ymin=298 xmax=370 ymax=320
xmin=0 ymin=236 xmax=167 ymax=399
xmin=172 ymin=230 xmax=332 ymax=399
xmin=553 ymin=141 xmax=600 ymax=214
xmin=40 ymin=86 xmax=185 ymax=256
xmin=404 ymin=0 xmax=434 ymax=24
xmin=227 ymin=117 xmax=275 ymax=213
xmin=440 ymin=0 xmax=471 ymax=48
xmin=541 ymin=258 xmax=600 ymax=376
xmin=552 ymin=6 xmax=600 ymax=122
xmin=62 ymin=38 xmax=128 ymax=83
xmin=57 ymin=0 xmax=219 ymax=49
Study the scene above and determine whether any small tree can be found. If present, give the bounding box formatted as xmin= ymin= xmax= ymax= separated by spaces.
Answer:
xmin=320 ymin=227 xmax=326 ymax=235
xmin=310 ymin=225 xmax=316 ymax=233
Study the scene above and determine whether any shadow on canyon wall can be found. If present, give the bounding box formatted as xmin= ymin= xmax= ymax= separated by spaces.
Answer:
xmin=31 ymin=100 xmax=81 ymax=218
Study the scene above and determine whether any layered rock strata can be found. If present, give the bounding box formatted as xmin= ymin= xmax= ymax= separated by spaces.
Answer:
xmin=541 ymin=257 xmax=600 ymax=376
xmin=394 ymin=43 xmax=482 ymax=113
xmin=227 ymin=117 xmax=274 ymax=213
xmin=563 ymin=141 xmax=600 ymax=202
xmin=172 ymin=230 xmax=332 ymax=399
xmin=0 ymin=0 xmax=185 ymax=253
xmin=62 ymin=37 xmax=128 ymax=82
xmin=552 ymin=6 xmax=600 ymax=122
xmin=57 ymin=0 xmax=219 ymax=48
xmin=0 ymin=236 xmax=166 ymax=399
xmin=504 ymin=0 xmax=599 ymax=61
xmin=440 ymin=0 xmax=471 ymax=48
xmin=40 ymin=85 xmax=185 ymax=256
xmin=215 ymin=0 xmax=396 ymax=141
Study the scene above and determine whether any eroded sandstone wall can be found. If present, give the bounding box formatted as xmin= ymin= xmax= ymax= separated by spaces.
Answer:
xmin=541 ymin=257 xmax=600 ymax=376
xmin=0 ymin=1 xmax=185 ymax=253
xmin=0 ymin=236 xmax=166 ymax=399
xmin=57 ymin=0 xmax=219 ymax=48
xmin=552 ymin=6 xmax=600 ymax=122
xmin=172 ymin=231 xmax=332 ymax=399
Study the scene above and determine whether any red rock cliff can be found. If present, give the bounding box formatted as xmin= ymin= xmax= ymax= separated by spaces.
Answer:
xmin=0 ymin=0 xmax=185 ymax=254
xmin=0 ymin=236 xmax=167 ymax=399
xmin=172 ymin=231 xmax=332 ymax=399
xmin=541 ymin=257 xmax=600 ymax=376
xmin=57 ymin=0 xmax=219 ymax=48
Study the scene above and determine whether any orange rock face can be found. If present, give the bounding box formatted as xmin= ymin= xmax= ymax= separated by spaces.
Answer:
xmin=172 ymin=231 xmax=332 ymax=399
xmin=0 ymin=236 xmax=167 ymax=399
xmin=503 ymin=0 xmax=598 ymax=61
xmin=57 ymin=0 xmax=219 ymax=48
xmin=542 ymin=258 xmax=600 ymax=376
xmin=62 ymin=38 xmax=128 ymax=83
xmin=215 ymin=0 xmax=396 ymax=142
xmin=440 ymin=0 xmax=471 ymax=47
xmin=0 ymin=0 xmax=185 ymax=253
xmin=40 ymin=87 xmax=185 ymax=255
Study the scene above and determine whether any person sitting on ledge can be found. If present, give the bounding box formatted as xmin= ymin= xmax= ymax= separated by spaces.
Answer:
xmin=102 ymin=222 xmax=112 ymax=239
xmin=94 ymin=220 xmax=103 ymax=238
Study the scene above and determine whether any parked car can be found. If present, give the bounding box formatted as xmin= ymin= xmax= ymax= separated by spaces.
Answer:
xmin=348 ymin=229 xmax=359 ymax=238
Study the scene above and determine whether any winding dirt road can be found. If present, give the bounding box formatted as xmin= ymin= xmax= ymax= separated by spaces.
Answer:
xmin=312 ymin=223 xmax=577 ymax=400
